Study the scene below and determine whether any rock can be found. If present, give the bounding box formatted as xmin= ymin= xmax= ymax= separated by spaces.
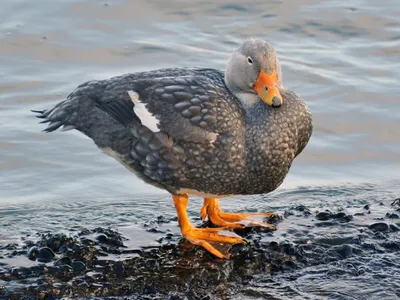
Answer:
xmin=48 ymin=265 xmax=73 ymax=280
xmin=315 ymin=211 xmax=332 ymax=221
xmin=71 ymin=261 xmax=86 ymax=273
xmin=335 ymin=244 xmax=353 ymax=258
xmin=334 ymin=212 xmax=353 ymax=222
xmin=369 ymin=222 xmax=390 ymax=232
xmin=386 ymin=213 xmax=399 ymax=219
xmin=390 ymin=224 xmax=400 ymax=232
xmin=37 ymin=247 xmax=55 ymax=262
xmin=391 ymin=198 xmax=400 ymax=208
xmin=54 ymin=257 xmax=72 ymax=266
xmin=94 ymin=233 xmax=108 ymax=243
xmin=27 ymin=246 xmax=39 ymax=261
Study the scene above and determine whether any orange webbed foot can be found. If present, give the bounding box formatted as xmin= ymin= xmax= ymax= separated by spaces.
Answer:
xmin=173 ymin=194 xmax=245 ymax=259
xmin=182 ymin=226 xmax=245 ymax=259
xmin=200 ymin=198 xmax=279 ymax=231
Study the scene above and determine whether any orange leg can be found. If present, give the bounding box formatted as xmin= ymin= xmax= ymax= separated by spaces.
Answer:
xmin=173 ymin=194 xmax=245 ymax=259
xmin=200 ymin=198 xmax=278 ymax=230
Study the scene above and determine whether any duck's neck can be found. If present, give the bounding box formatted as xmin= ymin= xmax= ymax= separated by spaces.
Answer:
xmin=234 ymin=92 xmax=260 ymax=109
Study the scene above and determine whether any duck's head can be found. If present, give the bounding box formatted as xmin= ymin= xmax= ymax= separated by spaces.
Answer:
xmin=225 ymin=38 xmax=283 ymax=108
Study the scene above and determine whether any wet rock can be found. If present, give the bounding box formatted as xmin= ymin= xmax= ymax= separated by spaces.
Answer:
xmin=156 ymin=215 xmax=170 ymax=223
xmin=93 ymin=228 xmax=125 ymax=247
xmin=37 ymin=247 xmax=55 ymax=262
xmin=39 ymin=233 xmax=73 ymax=252
xmin=3 ymin=244 xmax=18 ymax=251
xmin=147 ymin=227 xmax=161 ymax=233
xmin=316 ymin=211 xmax=332 ymax=221
xmin=369 ymin=222 xmax=390 ymax=232
xmin=71 ymin=260 xmax=86 ymax=273
xmin=58 ymin=245 xmax=69 ymax=254
xmin=390 ymin=224 xmax=400 ymax=232
xmin=285 ymin=205 xmax=312 ymax=217
xmin=316 ymin=211 xmax=353 ymax=223
xmin=86 ymin=271 xmax=103 ymax=281
xmin=335 ymin=212 xmax=353 ymax=222
xmin=144 ymin=284 xmax=157 ymax=294
xmin=54 ymin=256 xmax=72 ymax=266
xmin=27 ymin=246 xmax=39 ymax=261
xmin=48 ymin=264 xmax=73 ymax=281
xmin=386 ymin=212 xmax=399 ymax=219
xmin=381 ymin=241 xmax=400 ymax=250
xmin=391 ymin=198 xmax=400 ymax=209
xmin=335 ymin=244 xmax=354 ymax=258
xmin=95 ymin=233 xmax=108 ymax=243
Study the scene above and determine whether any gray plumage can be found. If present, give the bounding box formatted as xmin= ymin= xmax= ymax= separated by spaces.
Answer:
xmin=33 ymin=38 xmax=312 ymax=196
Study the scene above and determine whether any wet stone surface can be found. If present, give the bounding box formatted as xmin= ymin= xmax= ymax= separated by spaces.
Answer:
xmin=1 ymin=200 xmax=400 ymax=300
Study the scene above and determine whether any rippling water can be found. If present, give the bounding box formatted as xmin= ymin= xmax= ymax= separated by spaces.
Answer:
xmin=1 ymin=0 xmax=399 ymax=299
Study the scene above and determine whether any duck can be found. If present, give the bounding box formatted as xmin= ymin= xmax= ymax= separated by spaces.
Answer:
xmin=33 ymin=38 xmax=312 ymax=259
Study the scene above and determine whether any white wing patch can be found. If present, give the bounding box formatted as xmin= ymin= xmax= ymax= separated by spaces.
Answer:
xmin=127 ymin=90 xmax=160 ymax=133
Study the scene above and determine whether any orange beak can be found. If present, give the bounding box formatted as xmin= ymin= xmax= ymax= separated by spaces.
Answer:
xmin=253 ymin=70 xmax=283 ymax=107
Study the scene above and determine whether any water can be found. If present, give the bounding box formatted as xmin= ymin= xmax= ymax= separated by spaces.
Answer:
xmin=0 ymin=0 xmax=399 ymax=299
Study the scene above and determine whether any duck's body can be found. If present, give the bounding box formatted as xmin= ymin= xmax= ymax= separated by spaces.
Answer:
xmin=34 ymin=38 xmax=312 ymax=258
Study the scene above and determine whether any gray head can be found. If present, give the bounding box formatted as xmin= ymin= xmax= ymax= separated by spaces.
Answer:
xmin=224 ymin=38 xmax=283 ymax=108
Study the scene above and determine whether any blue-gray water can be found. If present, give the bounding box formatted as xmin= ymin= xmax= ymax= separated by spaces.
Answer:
xmin=0 ymin=0 xmax=399 ymax=299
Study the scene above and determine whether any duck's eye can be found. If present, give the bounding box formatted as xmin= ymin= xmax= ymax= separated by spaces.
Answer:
xmin=247 ymin=57 xmax=253 ymax=64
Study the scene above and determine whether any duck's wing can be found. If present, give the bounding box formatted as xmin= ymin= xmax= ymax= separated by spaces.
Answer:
xmin=95 ymin=72 xmax=243 ymax=144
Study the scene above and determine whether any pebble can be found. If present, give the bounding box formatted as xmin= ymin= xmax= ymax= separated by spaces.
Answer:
xmin=369 ymin=222 xmax=390 ymax=232
xmin=54 ymin=256 xmax=72 ymax=266
xmin=315 ymin=211 xmax=331 ymax=221
xmin=71 ymin=260 xmax=86 ymax=273
xmin=390 ymin=224 xmax=400 ymax=232
xmin=95 ymin=233 xmax=108 ymax=243
xmin=27 ymin=246 xmax=39 ymax=261
xmin=335 ymin=244 xmax=353 ymax=258
xmin=386 ymin=213 xmax=399 ymax=219
xmin=49 ymin=264 xmax=73 ymax=280
xmin=37 ymin=247 xmax=55 ymax=262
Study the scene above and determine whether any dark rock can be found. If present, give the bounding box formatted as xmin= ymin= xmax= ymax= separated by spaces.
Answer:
xmin=95 ymin=233 xmax=108 ymax=243
xmin=334 ymin=212 xmax=353 ymax=222
xmin=391 ymin=198 xmax=400 ymax=208
xmin=37 ymin=247 xmax=55 ymax=262
xmin=39 ymin=233 xmax=73 ymax=252
xmin=48 ymin=265 xmax=74 ymax=281
xmin=58 ymin=245 xmax=69 ymax=254
xmin=369 ymin=222 xmax=390 ymax=232
xmin=27 ymin=246 xmax=39 ymax=261
xmin=386 ymin=213 xmax=399 ymax=219
xmin=71 ymin=261 xmax=86 ymax=273
xmin=316 ymin=211 xmax=332 ymax=221
xmin=4 ymin=244 xmax=17 ymax=251
xmin=390 ymin=224 xmax=400 ymax=232
xmin=336 ymin=244 xmax=353 ymax=258
xmin=54 ymin=257 xmax=72 ymax=266
xmin=144 ymin=284 xmax=157 ymax=294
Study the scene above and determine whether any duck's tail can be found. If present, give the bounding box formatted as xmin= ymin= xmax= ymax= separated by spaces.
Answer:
xmin=31 ymin=102 xmax=77 ymax=133
xmin=32 ymin=81 xmax=103 ymax=133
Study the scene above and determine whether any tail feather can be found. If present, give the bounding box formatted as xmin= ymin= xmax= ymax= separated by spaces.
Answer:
xmin=32 ymin=79 xmax=105 ymax=133
xmin=32 ymin=98 xmax=80 ymax=133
